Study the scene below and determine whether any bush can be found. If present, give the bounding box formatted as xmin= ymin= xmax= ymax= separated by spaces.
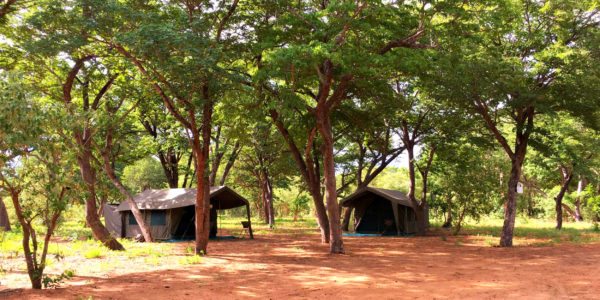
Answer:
xmin=42 ymin=269 xmax=75 ymax=289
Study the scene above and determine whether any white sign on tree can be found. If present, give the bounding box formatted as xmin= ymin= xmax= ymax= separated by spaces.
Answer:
xmin=516 ymin=182 xmax=524 ymax=194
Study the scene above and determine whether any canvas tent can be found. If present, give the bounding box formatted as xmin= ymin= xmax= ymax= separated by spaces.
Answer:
xmin=103 ymin=186 xmax=253 ymax=240
xmin=341 ymin=187 xmax=421 ymax=236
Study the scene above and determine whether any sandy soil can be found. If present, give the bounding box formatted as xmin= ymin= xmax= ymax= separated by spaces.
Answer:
xmin=2 ymin=233 xmax=600 ymax=299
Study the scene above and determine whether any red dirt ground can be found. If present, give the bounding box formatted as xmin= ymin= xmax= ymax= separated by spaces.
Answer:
xmin=2 ymin=233 xmax=600 ymax=299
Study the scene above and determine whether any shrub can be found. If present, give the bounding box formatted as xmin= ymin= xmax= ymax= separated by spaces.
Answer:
xmin=42 ymin=269 xmax=75 ymax=289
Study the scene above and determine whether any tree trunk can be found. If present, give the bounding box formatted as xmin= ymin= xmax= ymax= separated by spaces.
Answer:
xmin=453 ymin=206 xmax=467 ymax=236
xmin=499 ymin=156 xmax=523 ymax=247
xmin=101 ymin=146 xmax=154 ymax=242
xmin=418 ymin=147 xmax=435 ymax=230
xmin=8 ymin=188 xmax=60 ymax=290
xmin=311 ymin=190 xmax=330 ymax=243
xmin=0 ymin=197 xmax=11 ymax=232
xmin=77 ymin=149 xmax=124 ymax=250
xmin=270 ymin=110 xmax=330 ymax=243
xmin=182 ymin=151 xmax=194 ymax=188
xmin=495 ymin=106 xmax=534 ymax=247
xmin=209 ymin=127 xmax=224 ymax=186
xmin=341 ymin=208 xmax=352 ymax=231
xmin=554 ymin=167 xmax=573 ymax=230
xmin=404 ymin=140 xmax=426 ymax=236
xmin=193 ymin=97 xmax=213 ymax=255
xmin=9 ymin=189 xmax=39 ymax=288
xmin=316 ymin=111 xmax=344 ymax=254
xmin=561 ymin=204 xmax=578 ymax=221
xmin=442 ymin=195 xmax=452 ymax=228
xmin=265 ymin=174 xmax=275 ymax=228
xmin=414 ymin=205 xmax=427 ymax=235
xmin=574 ymin=178 xmax=586 ymax=222
xmin=219 ymin=142 xmax=241 ymax=186
xmin=158 ymin=148 xmax=179 ymax=188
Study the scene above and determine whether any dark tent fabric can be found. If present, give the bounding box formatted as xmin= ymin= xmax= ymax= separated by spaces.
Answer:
xmin=341 ymin=187 xmax=419 ymax=236
xmin=107 ymin=186 xmax=253 ymax=240
xmin=0 ymin=198 xmax=11 ymax=232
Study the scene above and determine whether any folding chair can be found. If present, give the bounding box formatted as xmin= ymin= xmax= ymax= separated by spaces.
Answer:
xmin=240 ymin=221 xmax=254 ymax=239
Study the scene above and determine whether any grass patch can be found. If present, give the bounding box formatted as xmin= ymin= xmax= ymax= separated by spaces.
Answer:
xmin=185 ymin=245 xmax=195 ymax=255
xmin=454 ymin=217 xmax=600 ymax=246
xmin=84 ymin=248 xmax=104 ymax=259
xmin=179 ymin=255 xmax=202 ymax=265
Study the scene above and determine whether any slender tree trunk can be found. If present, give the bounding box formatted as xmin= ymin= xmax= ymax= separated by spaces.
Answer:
xmin=261 ymin=186 xmax=269 ymax=222
xmin=442 ymin=194 xmax=453 ymax=228
xmin=316 ymin=111 xmax=344 ymax=254
xmin=9 ymin=189 xmax=39 ymax=288
xmin=574 ymin=178 xmax=586 ymax=222
xmin=101 ymin=146 xmax=154 ymax=242
xmin=158 ymin=148 xmax=179 ymax=188
xmin=265 ymin=173 xmax=275 ymax=228
xmin=404 ymin=140 xmax=427 ymax=236
xmin=341 ymin=208 xmax=352 ymax=231
xmin=8 ymin=188 xmax=60 ymax=289
xmin=561 ymin=204 xmax=578 ymax=221
xmin=193 ymin=97 xmax=213 ymax=255
xmin=554 ymin=167 xmax=573 ymax=230
xmin=219 ymin=142 xmax=241 ymax=186
xmin=311 ymin=189 xmax=330 ymax=243
xmin=77 ymin=149 xmax=124 ymax=250
xmin=453 ymin=206 xmax=467 ymax=236
xmin=270 ymin=110 xmax=330 ymax=243
xmin=0 ymin=197 xmax=11 ymax=232
xmin=209 ymin=127 xmax=224 ymax=186
xmin=182 ymin=151 xmax=194 ymax=188
xmin=418 ymin=147 xmax=435 ymax=230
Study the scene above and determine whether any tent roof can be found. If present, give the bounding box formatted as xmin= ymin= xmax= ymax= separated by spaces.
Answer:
xmin=116 ymin=186 xmax=248 ymax=212
xmin=340 ymin=187 xmax=415 ymax=209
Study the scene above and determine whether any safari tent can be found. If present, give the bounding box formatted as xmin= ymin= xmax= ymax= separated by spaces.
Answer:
xmin=103 ymin=186 xmax=253 ymax=240
xmin=341 ymin=187 xmax=422 ymax=236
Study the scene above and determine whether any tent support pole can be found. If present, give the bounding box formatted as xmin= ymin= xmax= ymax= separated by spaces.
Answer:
xmin=120 ymin=212 xmax=126 ymax=238
xmin=392 ymin=202 xmax=400 ymax=236
xmin=246 ymin=204 xmax=254 ymax=239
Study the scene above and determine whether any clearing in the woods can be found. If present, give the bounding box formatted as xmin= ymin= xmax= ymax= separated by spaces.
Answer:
xmin=2 ymin=218 xmax=600 ymax=299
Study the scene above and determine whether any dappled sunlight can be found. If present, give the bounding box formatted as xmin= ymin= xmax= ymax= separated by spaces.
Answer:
xmin=3 ymin=227 xmax=600 ymax=299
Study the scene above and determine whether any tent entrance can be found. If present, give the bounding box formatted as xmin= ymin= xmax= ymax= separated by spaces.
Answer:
xmin=355 ymin=197 xmax=398 ymax=236
xmin=173 ymin=206 xmax=195 ymax=240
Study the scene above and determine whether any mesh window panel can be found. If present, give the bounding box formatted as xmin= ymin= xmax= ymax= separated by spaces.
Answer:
xmin=128 ymin=213 xmax=138 ymax=225
xmin=151 ymin=211 xmax=167 ymax=226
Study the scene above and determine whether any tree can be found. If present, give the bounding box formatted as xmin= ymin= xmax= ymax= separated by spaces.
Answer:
xmin=96 ymin=79 xmax=155 ymax=242
xmin=208 ymin=116 xmax=243 ymax=187
xmin=0 ymin=0 xmax=18 ymax=22
xmin=393 ymin=82 xmax=442 ymax=235
xmin=122 ymin=157 xmax=168 ymax=193
xmin=94 ymin=0 xmax=245 ymax=254
xmin=528 ymin=114 xmax=600 ymax=229
xmin=137 ymin=98 xmax=188 ymax=188
xmin=252 ymin=0 xmax=436 ymax=253
xmin=8 ymin=1 xmax=134 ymax=250
xmin=432 ymin=139 xmax=504 ymax=235
xmin=335 ymin=93 xmax=405 ymax=231
xmin=431 ymin=0 xmax=600 ymax=246
xmin=0 ymin=75 xmax=75 ymax=289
